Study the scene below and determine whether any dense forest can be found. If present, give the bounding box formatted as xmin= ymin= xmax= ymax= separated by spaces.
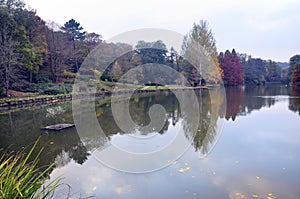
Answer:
xmin=1 ymin=0 xmax=300 ymax=98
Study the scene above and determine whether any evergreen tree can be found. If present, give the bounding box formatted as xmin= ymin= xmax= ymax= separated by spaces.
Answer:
xmin=61 ymin=19 xmax=86 ymax=72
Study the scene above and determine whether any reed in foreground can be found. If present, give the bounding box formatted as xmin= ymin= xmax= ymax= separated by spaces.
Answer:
xmin=0 ymin=138 xmax=60 ymax=199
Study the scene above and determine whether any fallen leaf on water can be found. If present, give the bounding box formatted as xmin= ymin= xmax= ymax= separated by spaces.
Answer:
xmin=165 ymin=160 xmax=171 ymax=163
xmin=252 ymin=194 xmax=259 ymax=198
xmin=256 ymin=176 xmax=260 ymax=179
xmin=92 ymin=186 xmax=97 ymax=191
xmin=186 ymin=166 xmax=191 ymax=170
xmin=50 ymin=142 xmax=54 ymax=145
xmin=235 ymin=192 xmax=246 ymax=198
xmin=267 ymin=193 xmax=277 ymax=199
xmin=178 ymin=168 xmax=186 ymax=173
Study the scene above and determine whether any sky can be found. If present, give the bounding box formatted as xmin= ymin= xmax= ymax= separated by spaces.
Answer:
xmin=24 ymin=0 xmax=300 ymax=62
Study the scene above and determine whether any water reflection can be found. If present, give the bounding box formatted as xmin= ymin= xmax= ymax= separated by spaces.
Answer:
xmin=0 ymin=103 xmax=89 ymax=170
xmin=1 ymin=87 xmax=299 ymax=170
xmin=0 ymin=90 xmax=223 ymax=172
xmin=224 ymin=86 xmax=300 ymax=119
xmin=72 ymin=89 xmax=224 ymax=172
xmin=1 ymin=86 xmax=300 ymax=198
xmin=289 ymin=87 xmax=300 ymax=115
xmin=225 ymin=87 xmax=242 ymax=121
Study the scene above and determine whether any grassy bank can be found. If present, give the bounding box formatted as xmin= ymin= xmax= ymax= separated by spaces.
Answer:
xmin=0 ymin=81 xmax=208 ymax=109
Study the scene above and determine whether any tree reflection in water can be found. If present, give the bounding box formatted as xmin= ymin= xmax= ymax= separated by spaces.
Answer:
xmin=1 ymin=86 xmax=298 ymax=177
xmin=92 ymin=89 xmax=225 ymax=158
xmin=289 ymin=87 xmax=300 ymax=115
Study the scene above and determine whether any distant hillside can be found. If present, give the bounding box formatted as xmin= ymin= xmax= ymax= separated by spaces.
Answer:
xmin=276 ymin=62 xmax=289 ymax=68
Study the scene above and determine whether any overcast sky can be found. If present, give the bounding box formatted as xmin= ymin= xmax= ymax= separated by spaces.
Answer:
xmin=24 ymin=0 xmax=300 ymax=62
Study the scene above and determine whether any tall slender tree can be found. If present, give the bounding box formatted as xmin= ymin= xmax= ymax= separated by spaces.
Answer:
xmin=182 ymin=20 xmax=222 ymax=84
xmin=219 ymin=49 xmax=242 ymax=86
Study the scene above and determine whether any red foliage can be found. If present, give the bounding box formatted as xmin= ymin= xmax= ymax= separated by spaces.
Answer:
xmin=292 ymin=62 xmax=300 ymax=86
xmin=219 ymin=49 xmax=243 ymax=86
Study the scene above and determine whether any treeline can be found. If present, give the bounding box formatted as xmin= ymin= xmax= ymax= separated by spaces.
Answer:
xmin=0 ymin=0 xmax=102 ymax=96
xmin=219 ymin=49 xmax=300 ymax=86
xmin=1 ymin=0 xmax=300 ymax=98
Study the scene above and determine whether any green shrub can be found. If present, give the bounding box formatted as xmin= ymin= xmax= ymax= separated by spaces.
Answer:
xmin=35 ymin=75 xmax=51 ymax=84
xmin=11 ymin=81 xmax=40 ymax=93
xmin=40 ymin=84 xmax=73 ymax=95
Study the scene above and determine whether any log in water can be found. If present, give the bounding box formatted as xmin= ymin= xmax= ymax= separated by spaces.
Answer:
xmin=41 ymin=123 xmax=75 ymax=131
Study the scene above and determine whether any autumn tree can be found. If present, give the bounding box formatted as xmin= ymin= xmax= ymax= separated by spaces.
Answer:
xmin=219 ymin=49 xmax=242 ymax=86
xmin=45 ymin=21 xmax=73 ymax=83
xmin=0 ymin=3 xmax=30 ymax=95
xmin=13 ymin=8 xmax=48 ymax=83
xmin=291 ymin=62 xmax=300 ymax=86
xmin=84 ymin=32 xmax=102 ymax=53
xmin=0 ymin=6 xmax=19 ymax=96
xmin=182 ymin=20 xmax=222 ymax=84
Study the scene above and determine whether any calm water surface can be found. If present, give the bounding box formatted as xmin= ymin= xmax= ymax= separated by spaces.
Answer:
xmin=1 ymin=86 xmax=300 ymax=199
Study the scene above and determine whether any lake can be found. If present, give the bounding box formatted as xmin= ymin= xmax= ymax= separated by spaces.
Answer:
xmin=1 ymin=86 xmax=300 ymax=199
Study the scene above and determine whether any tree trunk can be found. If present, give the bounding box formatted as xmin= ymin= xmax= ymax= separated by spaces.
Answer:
xmin=5 ymin=62 xmax=9 ymax=97
xmin=73 ymin=39 xmax=78 ymax=73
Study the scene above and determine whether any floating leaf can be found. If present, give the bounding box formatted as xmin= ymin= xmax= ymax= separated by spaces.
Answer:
xmin=178 ymin=168 xmax=185 ymax=173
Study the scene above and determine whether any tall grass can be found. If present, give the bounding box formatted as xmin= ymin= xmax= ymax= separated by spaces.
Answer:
xmin=0 ymin=138 xmax=61 ymax=199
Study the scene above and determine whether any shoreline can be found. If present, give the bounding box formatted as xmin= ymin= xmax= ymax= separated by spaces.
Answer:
xmin=0 ymin=86 xmax=208 ymax=110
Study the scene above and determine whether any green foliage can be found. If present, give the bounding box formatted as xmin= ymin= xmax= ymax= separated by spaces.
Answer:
xmin=0 ymin=138 xmax=61 ymax=199
xmin=40 ymin=83 xmax=73 ymax=95
xmin=61 ymin=19 xmax=86 ymax=41
xmin=265 ymin=60 xmax=281 ymax=82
